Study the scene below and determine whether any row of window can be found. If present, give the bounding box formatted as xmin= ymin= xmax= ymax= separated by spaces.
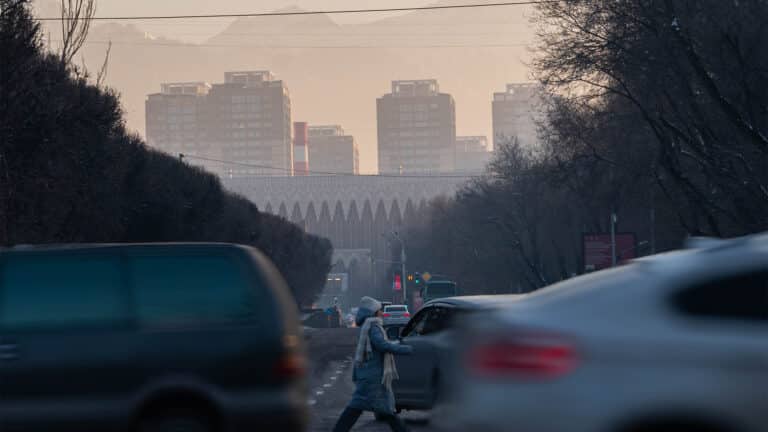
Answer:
xmin=398 ymin=103 xmax=441 ymax=111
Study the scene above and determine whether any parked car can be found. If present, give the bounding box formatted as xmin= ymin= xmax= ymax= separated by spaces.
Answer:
xmin=452 ymin=233 xmax=768 ymax=432
xmin=382 ymin=304 xmax=411 ymax=326
xmin=389 ymin=295 xmax=521 ymax=415
xmin=0 ymin=243 xmax=307 ymax=432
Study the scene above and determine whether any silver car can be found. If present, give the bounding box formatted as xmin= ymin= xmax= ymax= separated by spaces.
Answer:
xmin=450 ymin=232 xmax=768 ymax=432
xmin=382 ymin=304 xmax=411 ymax=326
xmin=391 ymin=296 xmax=520 ymax=413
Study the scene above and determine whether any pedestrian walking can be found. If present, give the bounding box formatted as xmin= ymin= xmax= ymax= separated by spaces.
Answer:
xmin=332 ymin=296 xmax=413 ymax=432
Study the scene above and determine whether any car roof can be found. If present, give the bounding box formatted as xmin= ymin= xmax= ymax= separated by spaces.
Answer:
xmin=0 ymin=242 xmax=253 ymax=255
xmin=423 ymin=294 xmax=525 ymax=310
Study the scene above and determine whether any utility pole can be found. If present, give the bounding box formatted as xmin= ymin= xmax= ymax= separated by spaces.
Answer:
xmin=610 ymin=212 xmax=618 ymax=267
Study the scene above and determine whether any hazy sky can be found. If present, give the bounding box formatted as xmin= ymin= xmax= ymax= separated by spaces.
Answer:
xmin=38 ymin=0 xmax=537 ymax=174
xmin=71 ymin=1 xmax=441 ymax=42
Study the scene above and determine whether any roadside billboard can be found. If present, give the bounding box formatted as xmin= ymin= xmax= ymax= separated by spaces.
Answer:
xmin=582 ymin=233 xmax=637 ymax=272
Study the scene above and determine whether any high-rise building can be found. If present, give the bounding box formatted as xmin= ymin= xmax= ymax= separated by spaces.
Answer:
xmin=455 ymin=136 xmax=492 ymax=173
xmin=308 ymin=125 xmax=359 ymax=175
xmin=145 ymin=82 xmax=212 ymax=171
xmin=492 ymin=83 xmax=544 ymax=149
xmin=205 ymin=71 xmax=292 ymax=176
xmin=293 ymin=122 xmax=309 ymax=176
xmin=376 ymin=80 xmax=456 ymax=174
xmin=146 ymin=71 xmax=292 ymax=176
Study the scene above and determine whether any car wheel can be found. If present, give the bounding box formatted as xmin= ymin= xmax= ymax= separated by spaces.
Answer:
xmin=138 ymin=411 xmax=213 ymax=432
xmin=374 ymin=412 xmax=386 ymax=422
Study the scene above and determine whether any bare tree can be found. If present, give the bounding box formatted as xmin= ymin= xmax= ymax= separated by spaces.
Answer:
xmin=59 ymin=0 xmax=95 ymax=68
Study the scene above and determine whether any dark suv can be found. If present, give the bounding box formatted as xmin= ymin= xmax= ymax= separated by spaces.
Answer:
xmin=0 ymin=243 xmax=307 ymax=432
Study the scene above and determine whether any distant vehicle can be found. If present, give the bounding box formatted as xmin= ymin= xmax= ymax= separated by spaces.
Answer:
xmin=452 ymin=232 xmax=768 ymax=432
xmin=0 ymin=243 xmax=307 ymax=432
xmin=382 ymin=304 xmax=411 ymax=326
xmin=389 ymin=295 xmax=521 ymax=417
xmin=420 ymin=280 xmax=458 ymax=303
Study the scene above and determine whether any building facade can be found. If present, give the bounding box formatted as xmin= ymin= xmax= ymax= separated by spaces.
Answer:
xmin=293 ymin=122 xmax=309 ymax=175
xmin=492 ymin=83 xmax=544 ymax=149
xmin=307 ymin=125 xmax=359 ymax=175
xmin=145 ymin=82 xmax=212 ymax=170
xmin=146 ymin=71 xmax=292 ymax=176
xmin=377 ymin=80 xmax=456 ymax=174
xmin=455 ymin=135 xmax=493 ymax=173
xmin=222 ymin=174 xmax=465 ymax=301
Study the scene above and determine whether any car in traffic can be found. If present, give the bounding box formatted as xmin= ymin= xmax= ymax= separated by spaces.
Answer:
xmin=451 ymin=233 xmax=768 ymax=432
xmin=0 ymin=243 xmax=307 ymax=432
xmin=382 ymin=304 xmax=411 ymax=326
xmin=388 ymin=295 xmax=521 ymax=416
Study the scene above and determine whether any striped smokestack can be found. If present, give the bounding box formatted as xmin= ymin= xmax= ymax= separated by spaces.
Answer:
xmin=293 ymin=122 xmax=309 ymax=176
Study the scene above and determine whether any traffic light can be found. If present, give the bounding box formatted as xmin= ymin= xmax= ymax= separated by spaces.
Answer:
xmin=413 ymin=272 xmax=422 ymax=286
xmin=407 ymin=273 xmax=414 ymax=282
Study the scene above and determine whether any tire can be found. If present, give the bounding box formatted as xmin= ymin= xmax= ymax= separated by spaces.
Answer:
xmin=138 ymin=411 xmax=213 ymax=432
xmin=374 ymin=412 xmax=386 ymax=422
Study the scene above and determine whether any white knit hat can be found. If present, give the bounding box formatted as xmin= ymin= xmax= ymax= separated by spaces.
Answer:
xmin=359 ymin=296 xmax=382 ymax=314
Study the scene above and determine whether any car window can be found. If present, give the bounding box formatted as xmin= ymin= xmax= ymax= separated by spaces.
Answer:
xmin=402 ymin=307 xmax=431 ymax=337
xmin=0 ymin=255 xmax=127 ymax=329
xmin=674 ymin=270 xmax=768 ymax=322
xmin=385 ymin=306 xmax=407 ymax=312
xmin=130 ymin=255 xmax=263 ymax=327
xmin=421 ymin=306 xmax=455 ymax=335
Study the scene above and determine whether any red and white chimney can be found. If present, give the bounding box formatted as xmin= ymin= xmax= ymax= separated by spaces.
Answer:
xmin=293 ymin=122 xmax=309 ymax=176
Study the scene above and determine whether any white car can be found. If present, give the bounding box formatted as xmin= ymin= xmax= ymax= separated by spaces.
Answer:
xmin=382 ymin=304 xmax=411 ymax=326
xmin=450 ymin=233 xmax=768 ymax=432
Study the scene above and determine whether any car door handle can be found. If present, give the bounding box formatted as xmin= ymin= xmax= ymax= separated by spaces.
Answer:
xmin=0 ymin=343 xmax=19 ymax=360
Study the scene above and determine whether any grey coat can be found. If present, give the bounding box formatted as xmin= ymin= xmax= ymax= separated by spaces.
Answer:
xmin=348 ymin=308 xmax=413 ymax=414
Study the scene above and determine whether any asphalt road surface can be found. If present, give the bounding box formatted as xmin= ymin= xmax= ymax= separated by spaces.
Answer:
xmin=305 ymin=328 xmax=443 ymax=432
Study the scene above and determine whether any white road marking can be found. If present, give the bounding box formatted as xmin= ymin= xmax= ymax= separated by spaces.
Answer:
xmin=308 ymin=399 xmax=317 ymax=406
xmin=330 ymin=376 xmax=338 ymax=381
xmin=323 ymin=383 xmax=332 ymax=388
xmin=316 ymin=390 xmax=324 ymax=396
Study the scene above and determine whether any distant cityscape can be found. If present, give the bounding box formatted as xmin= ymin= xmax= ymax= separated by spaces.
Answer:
xmin=145 ymin=71 xmax=543 ymax=177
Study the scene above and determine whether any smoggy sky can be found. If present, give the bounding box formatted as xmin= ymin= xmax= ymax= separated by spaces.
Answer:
xmin=36 ymin=0 xmax=537 ymax=174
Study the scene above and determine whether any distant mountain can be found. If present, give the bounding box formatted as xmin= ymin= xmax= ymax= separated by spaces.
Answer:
xmin=69 ymin=2 xmax=536 ymax=173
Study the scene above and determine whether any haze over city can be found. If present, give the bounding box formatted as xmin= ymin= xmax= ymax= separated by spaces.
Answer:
xmin=34 ymin=0 xmax=536 ymax=173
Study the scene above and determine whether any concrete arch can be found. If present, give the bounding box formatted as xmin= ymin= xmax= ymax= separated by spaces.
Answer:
xmin=290 ymin=202 xmax=303 ymax=226
xmin=278 ymin=202 xmax=288 ymax=219
xmin=332 ymin=201 xmax=347 ymax=248
xmin=305 ymin=202 xmax=318 ymax=235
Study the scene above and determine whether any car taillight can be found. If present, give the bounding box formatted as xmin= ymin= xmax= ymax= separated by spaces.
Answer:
xmin=403 ymin=313 xmax=410 ymax=317
xmin=273 ymin=352 xmax=306 ymax=379
xmin=466 ymin=332 xmax=577 ymax=379
xmin=382 ymin=313 xmax=391 ymax=317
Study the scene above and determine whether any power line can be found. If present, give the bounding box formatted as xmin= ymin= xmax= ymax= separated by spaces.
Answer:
xmin=181 ymin=154 xmax=489 ymax=179
xmin=36 ymin=1 xmax=556 ymax=21
xmin=55 ymin=39 xmax=533 ymax=49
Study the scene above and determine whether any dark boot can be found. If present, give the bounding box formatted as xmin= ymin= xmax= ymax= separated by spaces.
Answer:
xmin=332 ymin=406 xmax=363 ymax=432
xmin=379 ymin=413 xmax=411 ymax=432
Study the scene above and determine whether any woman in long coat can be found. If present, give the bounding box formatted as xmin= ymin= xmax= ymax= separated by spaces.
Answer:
xmin=332 ymin=296 xmax=413 ymax=432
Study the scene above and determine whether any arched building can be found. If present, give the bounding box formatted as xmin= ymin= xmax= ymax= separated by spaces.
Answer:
xmin=222 ymin=175 xmax=468 ymax=301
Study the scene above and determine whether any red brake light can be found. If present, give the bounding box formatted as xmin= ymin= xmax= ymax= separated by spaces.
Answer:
xmin=467 ymin=332 xmax=576 ymax=379
xmin=382 ymin=313 xmax=391 ymax=317
xmin=403 ymin=313 xmax=410 ymax=317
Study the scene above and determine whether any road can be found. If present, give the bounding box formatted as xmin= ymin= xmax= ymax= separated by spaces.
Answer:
xmin=305 ymin=328 xmax=443 ymax=431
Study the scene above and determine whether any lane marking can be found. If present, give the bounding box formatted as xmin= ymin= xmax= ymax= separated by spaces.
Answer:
xmin=323 ymin=383 xmax=332 ymax=388
xmin=316 ymin=390 xmax=324 ymax=396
